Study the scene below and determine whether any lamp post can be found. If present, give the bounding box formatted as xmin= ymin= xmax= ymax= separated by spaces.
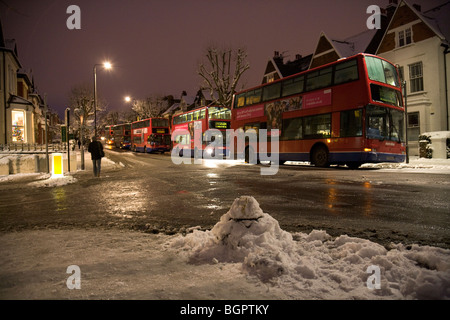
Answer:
xmin=93 ymin=62 xmax=112 ymax=138
xmin=74 ymin=107 xmax=85 ymax=170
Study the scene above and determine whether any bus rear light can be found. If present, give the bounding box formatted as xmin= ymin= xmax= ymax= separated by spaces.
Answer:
xmin=364 ymin=148 xmax=372 ymax=152
xmin=327 ymin=139 xmax=331 ymax=143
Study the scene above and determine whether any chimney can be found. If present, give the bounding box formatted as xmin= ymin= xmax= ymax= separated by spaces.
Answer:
xmin=295 ymin=54 xmax=302 ymax=60
xmin=386 ymin=0 xmax=398 ymax=20
xmin=273 ymin=51 xmax=283 ymax=64
xmin=413 ymin=4 xmax=421 ymax=12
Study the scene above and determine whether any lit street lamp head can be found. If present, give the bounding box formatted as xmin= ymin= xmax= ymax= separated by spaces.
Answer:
xmin=103 ymin=61 xmax=112 ymax=69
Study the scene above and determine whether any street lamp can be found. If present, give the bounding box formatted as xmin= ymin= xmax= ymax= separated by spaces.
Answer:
xmin=93 ymin=61 xmax=112 ymax=138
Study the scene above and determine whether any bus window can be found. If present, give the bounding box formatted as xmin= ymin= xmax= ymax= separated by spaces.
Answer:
xmin=304 ymin=114 xmax=331 ymax=139
xmin=282 ymin=75 xmax=304 ymax=97
xmin=245 ymin=89 xmax=262 ymax=105
xmin=193 ymin=110 xmax=200 ymax=120
xmin=365 ymin=56 xmax=400 ymax=88
xmin=263 ymin=82 xmax=281 ymax=101
xmin=281 ymin=117 xmax=303 ymax=140
xmin=306 ymin=67 xmax=332 ymax=92
xmin=235 ymin=93 xmax=246 ymax=108
xmin=340 ymin=109 xmax=363 ymax=137
xmin=367 ymin=105 xmax=387 ymax=140
xmin=334 ymin=59 xmax=358 ymax=85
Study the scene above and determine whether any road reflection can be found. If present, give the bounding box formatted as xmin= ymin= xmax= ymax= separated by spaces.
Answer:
xmin=52 ymin=187 xmax=68 ymax=213
xmin=324 ymin=179 xmax=375 ymax=216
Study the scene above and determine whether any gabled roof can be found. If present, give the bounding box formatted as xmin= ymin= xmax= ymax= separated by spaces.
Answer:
xmin=418 ymin=1 xmax=450 ymax=43
xmin=376 ymin=0 xmax=450 ymax=54
xmin=0 ymin=19 xmax=22 ymax=68
xmin=162 ymin=102 xmax=180 ymax=116
xmin=331 ymin=29 xmax=379 ymax=58
xmin=310 ymin=12 xmax=389 ymax=69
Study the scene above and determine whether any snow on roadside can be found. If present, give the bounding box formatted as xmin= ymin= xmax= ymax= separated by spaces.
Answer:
xmin=27 ymin=174 xmax=78 ymax=188
xmin=361 ymin=156 xmax=450 ymax=173
xmin=168 ymin=196 xmax=450 ymax=299
xmin=1 ymin=196 xmax=449 ymax=299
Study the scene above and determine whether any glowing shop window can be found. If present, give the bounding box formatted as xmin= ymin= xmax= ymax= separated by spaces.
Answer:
xmin=12 ymin=110 xmax=25 ymax=142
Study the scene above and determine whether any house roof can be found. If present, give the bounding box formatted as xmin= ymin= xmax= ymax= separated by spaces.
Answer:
xmin=8 ymin=94 xmax=33 ymax=106
xmin=419 ymin=1 xmax=450 ymax=43
xmin=331 ymin=29 xmax=379 ymax=58
xmin=0 ymin=19 xmax=22 ymax=68
xmin=162 ymin=103 xmax=180 ymax=115
xmin=376 ymin=0 xmax=450 ymax=54
xmin=274 ymin=54 xmax=312 ymax=77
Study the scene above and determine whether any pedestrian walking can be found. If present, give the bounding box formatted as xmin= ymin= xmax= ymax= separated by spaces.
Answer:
xmin=88 ymin=136 xmax=104 ymax=177
xmin=78 ymin=139 xmax=81 ymax=149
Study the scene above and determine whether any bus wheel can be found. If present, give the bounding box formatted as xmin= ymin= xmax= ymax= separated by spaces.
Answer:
xmin=311 ymin=145 xmax=329 ymax=168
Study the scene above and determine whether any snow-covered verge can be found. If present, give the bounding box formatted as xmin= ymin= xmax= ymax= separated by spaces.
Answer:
xmin=0 ymin=151 xmax=118 ymax=186
xmin=0 ymin=196 xmax=448 ymax=300
xmin=360 ymin=157 xmax=450 ymax=173
xmin=168 ymin=196 xmax=450 ymax=300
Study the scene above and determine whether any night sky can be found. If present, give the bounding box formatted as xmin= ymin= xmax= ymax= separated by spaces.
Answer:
xmin=0 ymin=0 xmax=444 ymax=117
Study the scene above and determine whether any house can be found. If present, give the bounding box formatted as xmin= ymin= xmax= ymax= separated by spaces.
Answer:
xmin=1 ymin=21 xmax=22 ymax=144
xmin=309 ymin=7 xmax=391 ymax=70
xmin=262 ymin=51 xmax=312 ymax=84
xmin=376 ymin=0 xmax=450 ymax=156
xmin=1 ymin=19 xmax=47 ymax=145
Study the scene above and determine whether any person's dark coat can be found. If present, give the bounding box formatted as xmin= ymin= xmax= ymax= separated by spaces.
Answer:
xmin=88 ymin=139 xmax=104 ymax=160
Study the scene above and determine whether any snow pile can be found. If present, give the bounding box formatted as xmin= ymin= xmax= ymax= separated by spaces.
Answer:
xmin=361 ymin=157 xmax=450 ymax=172
xmin=27 ymin=174 xmax=77 ymax=188
xmin=169 ymin=196 xmax=450 ymax=299
xmin=170 ymin=196 xmax=298 ymax=282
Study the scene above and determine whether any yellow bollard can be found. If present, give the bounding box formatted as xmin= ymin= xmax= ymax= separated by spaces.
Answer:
xmin=52 ymin=153 xmax=64 ymax=178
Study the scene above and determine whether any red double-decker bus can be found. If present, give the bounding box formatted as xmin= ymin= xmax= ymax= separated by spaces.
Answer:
xmin=112 ymin=123 xmax=131 ymax=149
xmin=172 ymin=106 xmax=231 ymax=158
xmin=104 ymin=125 xmax=114 ymax=146
xmin=131 ymin=118 xmax=171 ymax=153
xmin=231 ymin=53 xmax=406 ymax=168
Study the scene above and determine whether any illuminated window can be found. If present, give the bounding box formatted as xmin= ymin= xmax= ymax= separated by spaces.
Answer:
xmin=12 ymin=110 xmax=26 ymax=142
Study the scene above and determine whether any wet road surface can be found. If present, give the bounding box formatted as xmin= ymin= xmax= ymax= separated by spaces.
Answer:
xmin=1 ymin=148 xmax=449 ymax=249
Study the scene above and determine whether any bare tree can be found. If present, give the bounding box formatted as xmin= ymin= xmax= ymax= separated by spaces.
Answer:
xmin=104 ymin=111 xmax=120 ymax=125
xmin=197 ymin=46 xmax=250 ymax=107
xmin=132 ymin=94 xmax=168 ymax=119
xmin=68 ymin=83 xmax=107 ymax=138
